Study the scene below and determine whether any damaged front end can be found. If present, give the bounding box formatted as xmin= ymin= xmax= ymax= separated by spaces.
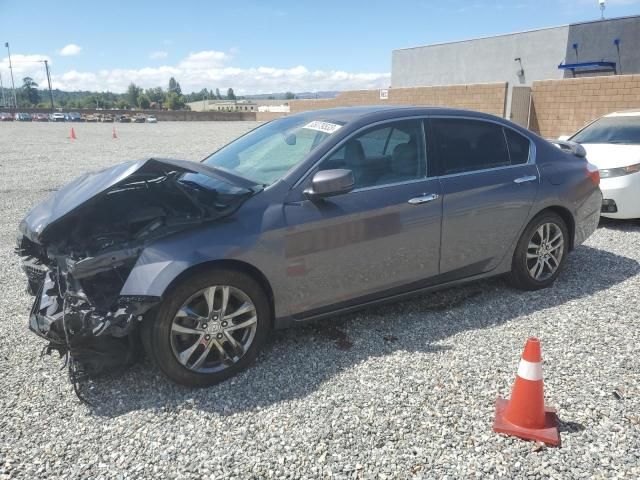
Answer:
xmin=22 ymin=253 xmax=160 ymax=375
xmin=17 ymin=158 xmax=256 ymax=380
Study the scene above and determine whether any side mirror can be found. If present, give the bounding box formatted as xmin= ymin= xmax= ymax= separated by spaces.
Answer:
xmin=304 ymin=169 xmax=354 ymax=200
xmin=557 ymin=135 xmax=570 ymax=141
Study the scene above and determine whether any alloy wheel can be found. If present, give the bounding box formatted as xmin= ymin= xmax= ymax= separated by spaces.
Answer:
xmin=526 ymin=222 xmax=564 ymax=281
xmin=170 ymin=285 xmax=257 ymax=373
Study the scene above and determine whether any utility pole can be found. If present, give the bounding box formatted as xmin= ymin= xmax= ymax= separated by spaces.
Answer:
xmin=43 ymin=60 xmax=54 ymax=111
xmin=4 ymin=42 xmax=18 ymax=109
xmin=0 ymin=72 xmax=6 ymax=108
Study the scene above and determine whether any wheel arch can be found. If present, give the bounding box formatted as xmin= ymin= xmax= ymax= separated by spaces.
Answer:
xmin=161 ymin=259 xmax=276 ymax=325
xmin=530 ymin=205 xmax=576 ymax=250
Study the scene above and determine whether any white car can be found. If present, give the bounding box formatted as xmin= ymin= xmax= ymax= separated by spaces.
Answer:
xmin=561 ymin=110 xmax=640 ymax=219
xmin=146 ymin=115 xmax=158 ymax=123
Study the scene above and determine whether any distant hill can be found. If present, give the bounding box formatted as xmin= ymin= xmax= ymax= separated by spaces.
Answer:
xmin=245 ymin=91 xmax=340 ymax=100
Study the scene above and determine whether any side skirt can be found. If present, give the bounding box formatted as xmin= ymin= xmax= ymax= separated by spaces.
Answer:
xmin=273 ymin=263 xmax=510 ymax=329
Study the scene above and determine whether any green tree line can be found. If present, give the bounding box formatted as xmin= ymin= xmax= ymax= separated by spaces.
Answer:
xmin=3 ymin=76 xmax=250 ymax=110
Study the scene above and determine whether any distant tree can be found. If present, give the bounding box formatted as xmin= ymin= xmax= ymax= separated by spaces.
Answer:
xmin=138 ymin=94 xmax=151 ymax=109
xmin=226 ymin=88 xmax=236 ymax=100
xmin=126 ymin=83 xmax=142 ymax=108
xmin=116 ymin=99 xmax=130 ymax=110
xmin=81 ymin=95 xmax=97 ymax=109
xmin=22 ymin=77 xmax=40 ymax=105
xmin=268 ymin=95 xmax=275 ymax=100
xmin=168 ymin=77 xmax=182 ymax=95
xmin=145 ymin=87 xmax=164 ymax=104
xmin=284 ymin=91 xmax=295 ymax=100
xmin=198 ymin=88 xmax=209 ymax=101
xmin=165 ymin=91 xmax=184 ymax=110
xmin=215 ymin=88 xmax=222 ymax=99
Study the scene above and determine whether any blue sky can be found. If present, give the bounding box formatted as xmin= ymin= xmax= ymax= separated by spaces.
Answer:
xmin=1 ymin=0 xmax=639 ymax=94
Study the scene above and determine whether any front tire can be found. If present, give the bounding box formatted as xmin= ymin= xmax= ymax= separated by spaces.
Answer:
xmin=143 ymin=269 xmax=271 ymax=387
xmin=508 ymin=211 xmax=569 ymax=291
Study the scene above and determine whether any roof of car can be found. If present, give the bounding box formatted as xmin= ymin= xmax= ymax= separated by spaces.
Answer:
xmin=289 ymin=105 xmax=504 ymax=124
xmin=605 ymin=110 xmax=640 ymax=118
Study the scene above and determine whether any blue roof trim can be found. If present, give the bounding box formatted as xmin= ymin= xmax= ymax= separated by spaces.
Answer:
xmin=558 ymin=61 xmax=617 ymax=73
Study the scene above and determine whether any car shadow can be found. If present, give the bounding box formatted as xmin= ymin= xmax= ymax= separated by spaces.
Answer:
xmin=598 ymin=217 xmax=640 ymax=231
xmin=85 ymin=245 xmax=639 ymax=417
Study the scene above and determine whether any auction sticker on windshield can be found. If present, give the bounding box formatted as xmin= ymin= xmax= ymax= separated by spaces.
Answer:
xmin=303 ymin=121 xmax=342 ymax=134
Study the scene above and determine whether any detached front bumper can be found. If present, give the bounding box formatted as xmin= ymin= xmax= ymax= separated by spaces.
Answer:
xmin=28 ymin=270 xmax=65 ymax=343
xmin=25 ymin=261 xmax=161 ymax=349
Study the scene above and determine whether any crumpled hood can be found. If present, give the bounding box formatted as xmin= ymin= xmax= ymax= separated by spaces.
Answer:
xmin=19 ymin=157 xmax=254 ymax=244
xmin=581 ymin=143 xmax=640 ymax=169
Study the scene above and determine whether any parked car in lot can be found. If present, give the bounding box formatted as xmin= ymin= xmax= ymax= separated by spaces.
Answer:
xmin=560 ymin=110 xmax=640 ymax=219
xmin=32 ymin=113 xmax=49 ymax=122
xmin=83 ymin=114 xmax=98 ymax=122
xmin=117 ymin=114 xmax=131 ymax=123
xmin=0 ymin=112 xmax=14 ymax=121
xmin=50 ymin=112 xmax=65 ymax=122
xmin=14 ymin=112 xmax=32 ymax=121
xmin=146 ymin=115 xmax=158 ymax=123
xmin=66 ymin=112 xmax=82 ymax=122
xmin=99 ymin=113 xmax=114 ymax=122
xmin=133 ymin=115 xmax=146 ymax=123
xmin=17 ymin=107 xmax=602 ymax=387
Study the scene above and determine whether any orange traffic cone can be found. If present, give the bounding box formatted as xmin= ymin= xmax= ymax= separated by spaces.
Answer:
xmin=69 ymin=127 xmax=76 ymax=140
xmin=493 ymin=337 xmax=560 ymax=446
xmin=112 ymin=126 xmax=118 ymax=139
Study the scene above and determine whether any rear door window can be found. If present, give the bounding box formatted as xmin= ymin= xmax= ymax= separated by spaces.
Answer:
xmin=431 ymin=119 xmax=510 ymax=175
xmin=504 ymin=128 xmax=531 ymax=165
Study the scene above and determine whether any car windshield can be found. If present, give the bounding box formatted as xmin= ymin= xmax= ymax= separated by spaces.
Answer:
xmin=571 ymin=116 xmax=640 ymax=145
xmin=203 ymin=116 xmax=341 ymax=185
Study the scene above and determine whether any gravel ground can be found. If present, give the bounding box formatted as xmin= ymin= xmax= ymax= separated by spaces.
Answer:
xmin=1 ymin=121 xmax=639 ymax=479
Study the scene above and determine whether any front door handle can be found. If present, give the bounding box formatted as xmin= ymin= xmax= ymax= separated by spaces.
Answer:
xmin=514 ymin=175 xmax=537 ymax=184
xmin=408 ymin=193 xmax=439 ymax=205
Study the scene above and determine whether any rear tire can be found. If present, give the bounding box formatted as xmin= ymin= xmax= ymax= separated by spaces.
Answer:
xmin=508 ymin=211 xmax=569 ymax=291
xmin=142 ymin=269 xmax=271 ymax=387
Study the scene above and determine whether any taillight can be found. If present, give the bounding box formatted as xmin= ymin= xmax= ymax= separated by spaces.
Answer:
xmin=586 ymin=162 xmax=600 ymax=186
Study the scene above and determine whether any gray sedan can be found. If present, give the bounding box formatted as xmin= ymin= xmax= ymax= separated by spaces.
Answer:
xmin=17 ymin=106 xmax=602 ymax=387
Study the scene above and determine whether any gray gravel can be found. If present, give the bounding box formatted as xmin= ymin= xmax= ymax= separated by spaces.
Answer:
xmin=1 ymin=121 xmax=639 ymax=479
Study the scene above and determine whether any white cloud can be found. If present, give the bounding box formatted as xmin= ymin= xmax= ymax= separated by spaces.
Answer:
xmin=59 ymin=44 xmax=82 ymax=56
xmin=4 ymin=49 xmax=390 ymax=94
xmin=0 ymin=54 xmax=51 ymax=87
xmin=149 ymin=50 xmax=168 ymax=59
xmin=178 ymin=50 xmax=228 ymax=69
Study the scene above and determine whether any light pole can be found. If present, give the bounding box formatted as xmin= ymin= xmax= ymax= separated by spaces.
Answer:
xmin=0 ymin=72 xmax=6 ymax=108
xmin=5 ymin=42 xmax=18 ymax=109
xmin=43 ymin=59 xmax=54 ymax=111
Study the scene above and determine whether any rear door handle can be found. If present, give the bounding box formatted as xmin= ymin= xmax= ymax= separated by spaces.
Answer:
xmin=408 ymin=193 xmax=439 ymax=205
xmin=514 ymin=175 xmax=537 ymax=184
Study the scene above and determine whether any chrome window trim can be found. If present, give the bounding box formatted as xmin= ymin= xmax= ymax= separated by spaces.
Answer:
xmin=435 ymin=161 xmax=534 ymax=180
xmin=350 ymin=177 xmax=431 ymax=194
xmin=294 ymin=114 xmax=537 ymax=189
xmin=292 ymin=115 xmax=430 ymax=190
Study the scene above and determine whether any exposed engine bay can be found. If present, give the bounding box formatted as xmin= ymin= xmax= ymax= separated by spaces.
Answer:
xmin=16 ymin=158 xmax=255 ymax=391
